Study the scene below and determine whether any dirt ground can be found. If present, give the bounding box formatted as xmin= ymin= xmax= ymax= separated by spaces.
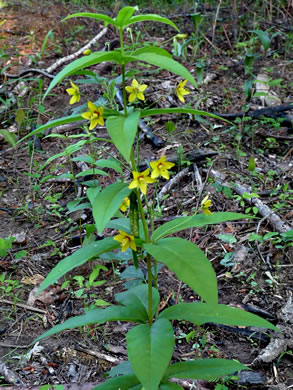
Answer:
xmin=0 ymin=1 xmax=293 ymax=389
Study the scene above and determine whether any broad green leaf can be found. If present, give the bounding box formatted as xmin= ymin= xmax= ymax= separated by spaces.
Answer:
xmin=127 ymin=319 xmax=174 ymax=390
xmin=106 ymin=111 xmax=140 ymax=162
xmin=132 ymin=47 xmax=196 ymax=88
xmin=251 ymin=30 xmax=271 ymax=52
xmin=159 ymin=302 xmax=279 ymax=331
xmin=37 ymin=238 xmax=119 ymax=294
xmin=43 ymin=52 xmax=129 ymax=100
xmin=165 ymin=359 xmax=247 ymax=380
xmin=109 ymin=361 xmax=134 ymax=377
xmin=92 ymin=374 xmax=140 ymax=390
xmin=75 ymin=168 xmax=108 ymax=177
xmin=144 ymin=238 xmax=217 ymax=305
xmin=35 ymin=305 xmax=146 ymax=343
xmin=152 ymin=212 xmax=248 ymax=242
xmin=126 ymin=15 xmax=179 ymax=31
xmin=95 ymin=158 xmax=123 ymax=174
xmin=116 ymin=284 xmax=160 ymax=318
xmin=0 ymin=129 xmax=17 ymax=147
xmin=160 ymin=383 xmax=183 ymax=390
xmin=93 ymin=182 xmax=132 ymax=234
xmin=140 ymin=108 xmax=230 ymax=122
xmin=63 ymin=12 xmax=116 ymax=28
xmin=115 ymin=6 xmax=138 ymax=27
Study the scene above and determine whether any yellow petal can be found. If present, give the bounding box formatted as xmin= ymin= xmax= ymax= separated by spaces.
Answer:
xmin=132 ymin=79 xmax=139 ymax=88
xmin=81 ymin=111 xmax=91 ymax=120
xmin=128 ymin=93 xmax=136 ymax=103
xmin=137 ymin=92 xmax=145 ymax=101
xmin=129 ymin=180 xmax=138 ymax=189
xmin=88 ymin=101 xmax=97 ymax=112
xmin=139 ymin=182 xmax=147 ymax=194
xmin=125 ymin=86 xmax=133 ymax=93
xmin=139 ymin=84 xmax=148 ymax=92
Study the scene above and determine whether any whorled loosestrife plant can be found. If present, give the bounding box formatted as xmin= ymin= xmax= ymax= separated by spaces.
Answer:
xmin=21 ymin=6 xmax=278 ymax=390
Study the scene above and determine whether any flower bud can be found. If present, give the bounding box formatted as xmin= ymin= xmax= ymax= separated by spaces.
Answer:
xmin=175 ymin=33 xmax=187 ymax=39
xmin=83 ymin=49 xmax=92 ymax=56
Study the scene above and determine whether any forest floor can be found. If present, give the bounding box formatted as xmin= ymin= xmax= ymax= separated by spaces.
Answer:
xmin=0 ymin=1 xmax=293 ymax=389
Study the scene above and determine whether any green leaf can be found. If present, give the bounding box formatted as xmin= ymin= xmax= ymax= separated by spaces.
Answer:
xmin=140 ymin=108 xmax=230 ymax=123
xmin=93 ymin=182 xmax=132 ymax=234
xmin=165 ymin=359 xmax=247 ymax=380
xmin=35 ymin=305 xmax=146 ymax=343
xmin=144 ymin=238 xmax=218 ymax=305
xmin=37 ymin=238 xmax=119 ymax=294
xmin=248 ymin=156 xmax=256 ymax=171
xmin=75 ymin=168 xmax=108 ymax=177
xmin=127 ymin=319 xmax=174 ymax=390
xmin=106 ymin=111 xmax=140 ymax=162
xmin=43 ymin=52 xmax=127 ymax=100
xmin=95 ymin=158 xmax=123 ymax=174
xmin=132 ymin=47 xmax=196 ymax=88
xmin=0 ymin=129 xmax=17 ymax=147
xmin=116 ymin=284 xmax=160 ymax=318
xmin=63 ymin=12 xmax=116 ymax=28
xmin=115 ymin=6 xmax=138 ymax=27
xmin=152 ymin=212 xmax=248 ymax=242
xmin=159 ymin=302 xmax=279 ymax=331
xmin=251 ymin=29 xmax=271 ymax=52
xmin=92 ymin=374 xmax=140 ymax=390
xmin=126 ymin=15 xmax=179 ymax=31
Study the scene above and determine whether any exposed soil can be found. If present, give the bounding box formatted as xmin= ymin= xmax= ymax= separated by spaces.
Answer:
xmin=0 ymin=1 xmax=293 ymax=389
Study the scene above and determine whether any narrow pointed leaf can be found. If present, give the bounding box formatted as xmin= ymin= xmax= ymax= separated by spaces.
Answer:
xmin=93 ymin=182 xmax=131 ymax=234
xmin=63 ymin=12 xmax=116 ymax=27
xmin=92 ymin=375 xmax=140 ymax=390
xmin=144 ymin=238 xmax=218 ymax=304
xmin=106 ymin=111 xmax=140 ymax=162
xmin=127 ymin=319 xmax=174 ymax=390
xmin=132 ymin=47 xmax=196 ymax=87
xmin=35 ymin=305 xmax=146 ymax=342
xmin=116 ymin=284 xmax=160 ymax=318
xmin=37 ymin=238 xmax=119 ymax=294
xmin=115 ymin=6 xmax=138 ymax=27
xmin=159 ymin=303 xmax=279 ymax=331
xmin=43 ymin=52 xmax=126 ymax=100
xmin=166 ymin=359 xmax=247 ymax=380
xmin=152 ymin=212 xmax=248 ymax=242
xmin=140 ymin=108 xmax=230 ymax=123
xmin=0 ymin=130 xmax=17 ymax=147
xmin=126 ymin=15 xmax=179 ymax=31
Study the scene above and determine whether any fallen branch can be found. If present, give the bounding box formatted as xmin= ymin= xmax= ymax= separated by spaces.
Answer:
xmin=46 ymin=27 xmax=109 ymax=74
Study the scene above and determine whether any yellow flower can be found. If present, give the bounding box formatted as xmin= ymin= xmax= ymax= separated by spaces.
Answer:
xmin=66 ymin=80 xmax=80 ymax=105
xmin=81 ymin=101 xmax=104 ymax=130
xmin=176 ymin=80 xmax=190 ymax=103
xmin=128 ymin=168 xmax=156 ymax=195
xmin=114 ymin=230 xmax=137 ymax=252
xmin=150 ymin=155 xmax=175 ymax=180
xmin=125 ymin=79 xmax=148 ymax=103
xmin=120 ymin=197 xmax=130 ymax=212
xmin=201 ymin=194 xmax=213 ymax=215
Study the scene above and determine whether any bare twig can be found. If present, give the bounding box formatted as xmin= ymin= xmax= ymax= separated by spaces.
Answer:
xmin=46 ymin=27 xmax=108 ymax=74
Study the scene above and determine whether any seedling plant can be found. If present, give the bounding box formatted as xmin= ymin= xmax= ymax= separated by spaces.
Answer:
xmin=22 ymin=7 xmax=279 ymax=390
